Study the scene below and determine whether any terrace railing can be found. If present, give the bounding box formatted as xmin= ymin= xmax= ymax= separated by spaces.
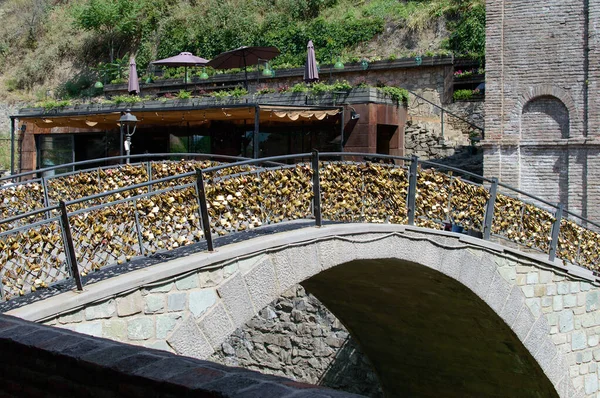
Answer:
xmin=0 ymin=152 xmax=598 ymax=301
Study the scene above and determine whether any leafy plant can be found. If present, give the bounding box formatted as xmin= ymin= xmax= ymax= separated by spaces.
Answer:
xmin=38 ymin=99 xmax=72 ymax=111
xmin=452 ymin=89 xmax=474 ymax=101
xmin=331 ymin=80 xmax=352 ymax=91
xmin=290 ymin=83 xmax=309 ymax=93
xmin=377 ymin=86 xmax=409 ymax=106
xmin=110 ymin=95 xmax=143 ymax=105
xmin=177 ymin=90 xmax=192 ymax=99
xmin=229 ymin=87 xmax=248 ymax=98
xmin=256 ymin=86 xmax=276 ymax=95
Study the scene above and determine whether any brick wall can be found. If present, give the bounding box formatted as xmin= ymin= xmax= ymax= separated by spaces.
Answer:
xmin=484 ymin=0 xmax=600 ymax=224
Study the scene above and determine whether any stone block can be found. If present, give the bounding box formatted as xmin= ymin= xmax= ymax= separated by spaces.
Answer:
xmin=587 ymin=292 xmax=599 ymax=312
xmin=513 ymin=306 xmax=536 ymax=341
xmin=127 ymin=318 xmax=154 ymax=341
xmin=584 ymin=373 xmax=598 ymax=394
xmin=564 ymin=294 xmax=577 ymax=308
xmin=84 ymin=299 xmax=116 ymax=320
xmin=526 ymin=272 xmax=539 ymax=284
xmin=144 ymin=340 xmax=174 ymax=353
xmin=559 ymin=310 xmax=574 ymax=333
xmin=168 ymin=292 xmax=187 ymax=312
xmin=286 ymin=244 xmax=321 ymax=283
xmin=486 ymin=273 xmax=512 ymax=315
xmin=145 ymin=295 xmax=165 ymax=314
xmin=501 ymin=286 xmax=525 ymax=327
xmin=73 ymin=322 xmax=103 ymax=337
xmin=189 ymin=289 xmax=218 ymax=318
xmin=167 ymin=316 xmax=213 ymax=359
xmin=553 ymin=295 xmax=563 ymax=311
xmin=521 ymin=285 xmax=535 ymax=298
xmin=572 ymin=330 xmax=588 ymax=351
xmin=199 ymin=268 xmax=224 ymax=287
xmin=157 ymin=313 xmax=182 ymax=339
xmin=523 ymin=316 xmax=549 ymax=357
xmin=117 ymin=291 xmax=143 ymax=317
xmin=272 ymin=250 xmax=296 ymax=293
xmin=558 ymin=282 xmax=570 ymax=295
xmin=175 ymin=273 xmax=199 ymax=290
xmin=244 ymin=257 xmax=278 ymax=311
xmin=217 ymin=273 xmax=255 ymax=326
xmin=103 ymin=319 xmax=127 ymax=340
xmin=198 ymin=302 xmax=235 ymax=349
xmin=317 ymin=239 xmax=357 ymax=271
xmin=525 ymin=298 xmax=541 ymax=318
xmin=147 ymin=281 xmax=174 ymax=293
xmin=58 ymin=311 xmax=83 ymax=324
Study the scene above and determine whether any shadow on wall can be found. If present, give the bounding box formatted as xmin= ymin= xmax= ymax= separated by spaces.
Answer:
xmin=319 ymin=336 xmax=383 ymax=397
xmin=209 ymin=284 xmax=384 ymax=397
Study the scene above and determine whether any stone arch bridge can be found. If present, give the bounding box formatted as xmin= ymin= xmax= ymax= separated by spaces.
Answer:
xmin=1 ymin=153 xmax=600 ymax=397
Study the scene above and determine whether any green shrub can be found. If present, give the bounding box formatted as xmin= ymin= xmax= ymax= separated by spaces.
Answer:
xmin=452 ymin=89 xmax=474 ymax=101
xmin=110 ymin=95 xmax=142 ymax=105
xmin=177 ymin=90 xmax=192 ymax=99
xmin=290 ymin=83 xmax=309 ymax=93
xmin=38 ymin=99 xmax=72 ymax=111
xmin=378 ymin=86 xmax=409 ymax=106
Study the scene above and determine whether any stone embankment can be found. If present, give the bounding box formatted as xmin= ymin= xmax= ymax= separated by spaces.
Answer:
xmin=210 ymin=285 xmax=383 ymax=397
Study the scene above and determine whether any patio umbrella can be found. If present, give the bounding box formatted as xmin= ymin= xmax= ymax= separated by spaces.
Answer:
xmin=207 ymin=46 xmax=280 ymax=88
xmin=303 ymin=40 xmax=319 ymax=83
xmin=151 ymin=52 xmax=210 ymax=86
xmin=128 ymin=57 xmax=140 ymax=95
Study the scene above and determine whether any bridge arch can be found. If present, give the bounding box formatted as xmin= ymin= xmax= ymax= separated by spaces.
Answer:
xmin=9 ymin=224 xmax=583 ymax=396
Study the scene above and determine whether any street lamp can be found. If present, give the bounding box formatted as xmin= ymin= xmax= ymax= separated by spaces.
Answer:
xmin=119 ymin=109 xmax=138 ymax=164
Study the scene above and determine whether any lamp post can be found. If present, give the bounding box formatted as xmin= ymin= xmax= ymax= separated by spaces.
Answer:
xmin=119 ymin=109 xmax=138 ymax=164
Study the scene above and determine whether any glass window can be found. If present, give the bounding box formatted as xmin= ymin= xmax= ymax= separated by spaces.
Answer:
xmin=38 ymin=135 xmax=74 ymax=176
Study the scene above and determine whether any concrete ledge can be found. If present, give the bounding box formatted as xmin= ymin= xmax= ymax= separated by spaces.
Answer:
xmin=0 ymin=314 xmax=361 ymax=397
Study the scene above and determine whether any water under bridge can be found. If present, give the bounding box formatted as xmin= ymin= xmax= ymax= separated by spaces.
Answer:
xmin=0 ymin=152 xmax=599 ymax=397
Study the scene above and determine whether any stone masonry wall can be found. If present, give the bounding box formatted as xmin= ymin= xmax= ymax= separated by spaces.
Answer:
xmin=210 ymin=284 xmax=383 ymax=397
xmin=496 ymin=257 xmax=600 ymax=396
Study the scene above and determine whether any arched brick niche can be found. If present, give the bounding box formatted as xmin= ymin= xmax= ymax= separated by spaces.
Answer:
xmin=522 ymin=96 xmax=570 ymax=140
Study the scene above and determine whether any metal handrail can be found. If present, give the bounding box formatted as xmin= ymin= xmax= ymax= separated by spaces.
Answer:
xmin=1 ymin=152 xmax=599 ymax=303
xmin=0 ymin=153 xmax=250 ymax=184
xmin=406 ymin=89 xmax=485 ymax=137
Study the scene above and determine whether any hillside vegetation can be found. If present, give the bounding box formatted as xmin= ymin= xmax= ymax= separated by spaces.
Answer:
xmin=0 ymin=0 xmax=484 ymax=101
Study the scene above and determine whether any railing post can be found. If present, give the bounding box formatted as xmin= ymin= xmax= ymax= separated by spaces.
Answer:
xmin=59 ymin=200 xmax=83 ymax=291
xmin=311 ymin=150 xmax=322 ymax=227
xmin=132 ymin=199 xmax=146 ymax=257
xmin=548 ymin=204 xmax=564 ymax=262
xmin=41 ymin=177 xmax=51 ymax=219
xmin=440 ymin=108 xmax=444 ymax=138
xmin=482 ymin=178 xmax=498 ymax=240
xmin=147 ymin=161 xmax=153 ymax=192
xmin=195 ymin=169 xmax=214 ymax=252
xmin=406 ymin=155 xmax=419 ymax=225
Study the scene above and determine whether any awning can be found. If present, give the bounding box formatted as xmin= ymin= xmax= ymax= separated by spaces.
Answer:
xmin=22 ymin=105 xmax=341 ymax=130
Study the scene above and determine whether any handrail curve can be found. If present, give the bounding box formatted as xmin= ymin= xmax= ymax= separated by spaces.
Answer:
xmin=0 ymin=152 xmax=598 ymax=302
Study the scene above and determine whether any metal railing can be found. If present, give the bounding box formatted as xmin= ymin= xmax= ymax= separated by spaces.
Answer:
xmin=0 ymin=152 xmax=598 ymax=301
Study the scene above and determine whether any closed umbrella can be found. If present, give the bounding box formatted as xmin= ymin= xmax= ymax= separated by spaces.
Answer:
xmin=151 ymin=52 xmax=210 ymax=87
xmin=304 ymin=40 xmax=319 ymax=83
xmin=207 ymin=46 xmax=280 ymax=89
xmin=128 ymin=57 xmax=140 ymax=95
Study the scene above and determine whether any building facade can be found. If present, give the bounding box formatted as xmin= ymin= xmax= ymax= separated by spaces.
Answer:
xmin=484 ymin=0 xmax=600 ymax=222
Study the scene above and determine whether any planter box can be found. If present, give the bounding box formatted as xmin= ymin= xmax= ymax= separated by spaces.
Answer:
xmin=18 ymin=88 xmax=402 ymax=117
